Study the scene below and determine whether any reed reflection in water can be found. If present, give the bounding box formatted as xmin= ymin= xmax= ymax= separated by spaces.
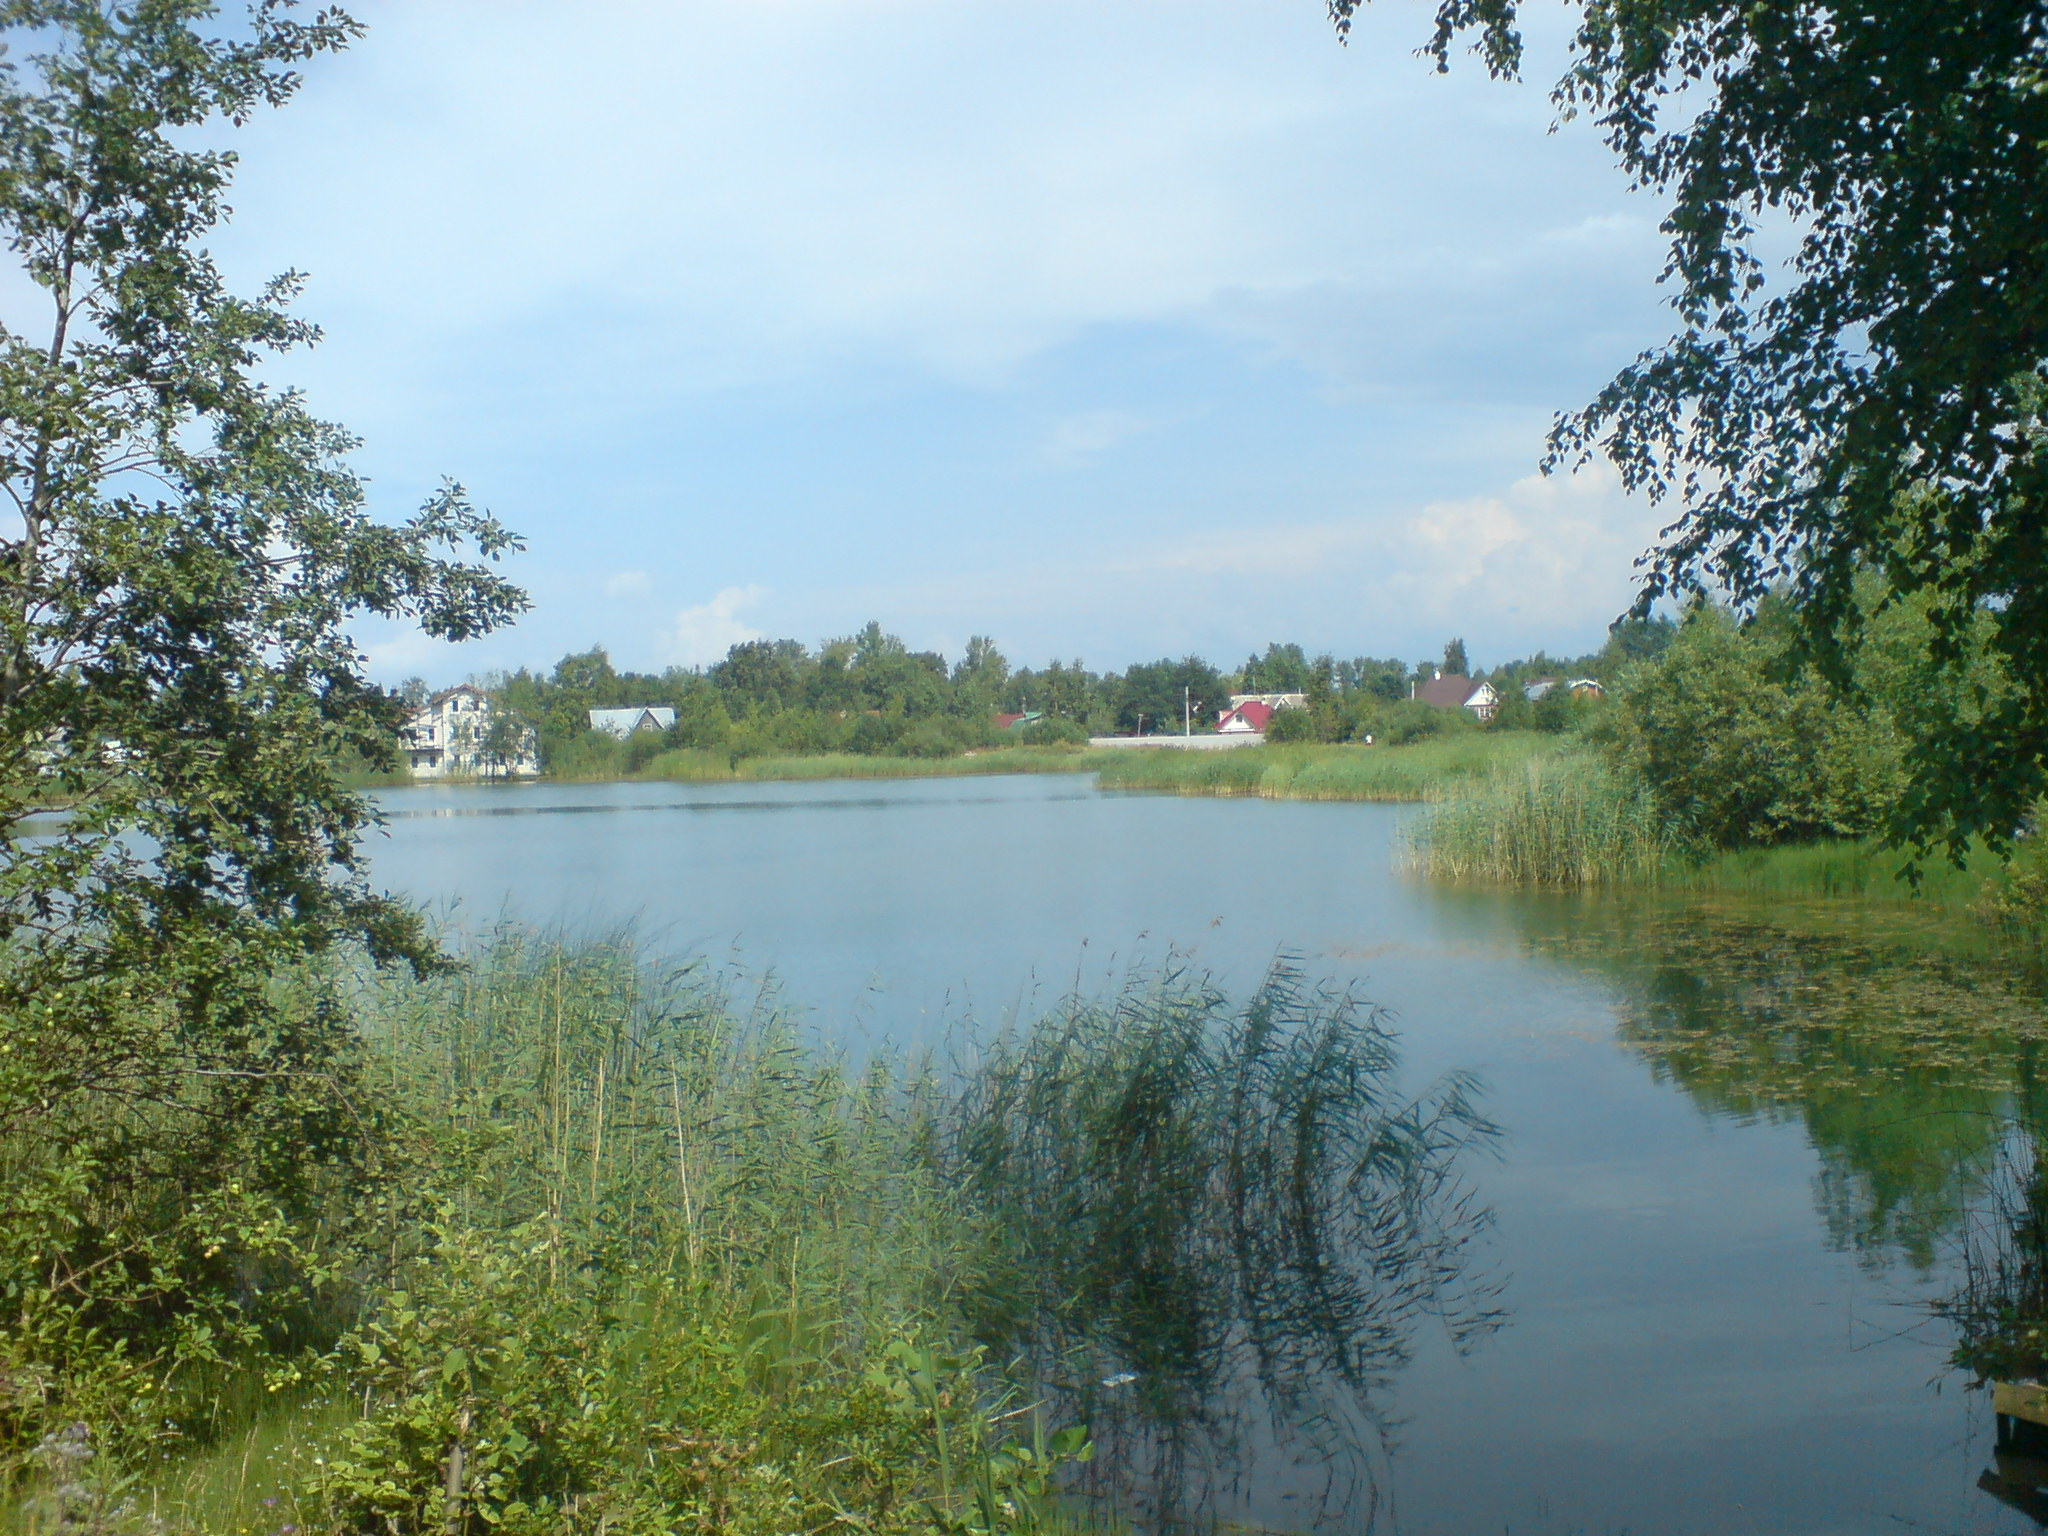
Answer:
xmin=942 ymin=961 xmax=1507 ymax=1530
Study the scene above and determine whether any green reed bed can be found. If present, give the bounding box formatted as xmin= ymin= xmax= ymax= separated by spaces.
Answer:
xmin=1407 ymin=752 xmax=1674 ymax=887
xmin=5 ymin=934 xmax=1495 ymax=1536
xmin=1093 ymin=732 xmax=1560 ymax=803
xmin=621 ymin=746 xmax=1108 ymax=784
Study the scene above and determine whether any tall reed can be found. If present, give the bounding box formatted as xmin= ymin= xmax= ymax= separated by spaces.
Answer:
xmin=1093 ymin=733 xmax=1560 ymax=803
xmin=1407 ymin=752 xmax=1675 ymax=886
xmin=20 ymin=934 xmax=1500 ymax=1536
xmin=941 ymin=962 xmax=1503 ymax=1527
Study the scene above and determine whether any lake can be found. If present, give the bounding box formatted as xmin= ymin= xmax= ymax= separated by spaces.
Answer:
xmin=366 ymin=772 xmax=2048 ymax=1536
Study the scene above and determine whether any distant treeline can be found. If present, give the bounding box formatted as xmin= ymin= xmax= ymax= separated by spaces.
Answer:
xmin=408 ymin=618 xmax=1676 ymax=774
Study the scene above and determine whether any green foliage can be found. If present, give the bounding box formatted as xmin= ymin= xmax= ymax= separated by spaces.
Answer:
xmin=0 ymin=3 xmax=521 ymax=1480
xmin=1600 ymin=599 xmax=1932 ymax=848
xmin=1333 ymin=0 xmax=2048 ymax=852
xmin=1409 ymin=753 xmax=1675 ymax=886
xmin=1013 ymin=715 xmax=1087 ymax=748
xmin=1260 ymin=705 xmax=1317 ymax=743
xmin=1094 ymin=734 xmax=1560 ymax=802
xmin=1364 ymin=698 xmax=1454 ymax=746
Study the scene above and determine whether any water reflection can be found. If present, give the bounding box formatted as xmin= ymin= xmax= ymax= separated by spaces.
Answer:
xmin=943 ymin=961 xmax=1506 ymax=1530
xmin=1930 ymin=1105 xmax=2048 ymax=1525
xmin=1489 ymin=896 xmax=2048 ymax=1271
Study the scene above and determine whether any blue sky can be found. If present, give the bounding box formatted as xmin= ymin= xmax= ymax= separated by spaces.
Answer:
xmin=207 ymin=0 xmax=1678 ymax=682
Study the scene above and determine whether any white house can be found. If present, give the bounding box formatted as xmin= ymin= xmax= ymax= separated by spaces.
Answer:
xmin=1412 ymin=672 xmax=1500 ymax=722
xmin=587 ymin=706 xmax=676 ymax=739
xmin=400 ymin=685 xmax=539 ymax=779
xmin=1216 ymin=700 xmax=1276 ymax=734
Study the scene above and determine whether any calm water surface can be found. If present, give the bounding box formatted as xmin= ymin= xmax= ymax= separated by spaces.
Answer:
xmin=366 ymin=773 xmax=2048 ymax=1536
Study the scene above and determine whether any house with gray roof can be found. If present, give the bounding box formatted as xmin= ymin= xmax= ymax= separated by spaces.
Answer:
xmin=587 ymin=706 xmax=676 ymax=739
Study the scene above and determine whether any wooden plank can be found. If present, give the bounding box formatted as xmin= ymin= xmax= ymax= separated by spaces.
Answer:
xmin=1995 ymin=1380 xmax=2048 ymax=1427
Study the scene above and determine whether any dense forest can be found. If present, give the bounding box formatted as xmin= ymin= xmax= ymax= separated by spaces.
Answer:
xmin=412 ymin=618 xmax=1677 ymax=774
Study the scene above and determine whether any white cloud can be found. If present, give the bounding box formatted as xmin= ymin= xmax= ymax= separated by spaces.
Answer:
xmin=604 ymin=570 xmax=653 ymax=596
xmin=822 ymin=462 xmax=1661 ymax=667
xmin=664 ymin=585 xmax=768 ymax=669
xmin=1041 ymin=410 xmax=1157 ymax=468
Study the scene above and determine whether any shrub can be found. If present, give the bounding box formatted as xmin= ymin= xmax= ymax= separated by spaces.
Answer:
xmin=1262 ymin=707 xmax=1318 ymax=743
xmin=1016 ymin=715 xmax=1088 ymax=747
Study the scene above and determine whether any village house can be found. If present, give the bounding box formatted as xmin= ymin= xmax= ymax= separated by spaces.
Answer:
xmin=400 ymin=684 xmax=539 ymax=779
xmin=1226 ymin=692 xmax=1307 ymax=713
xmin=1412 ymin=671 xmax=1499 ymax=721
xmin=587 ymin=706 xmax=677 ymax=739
xmin=1216 ymin=700 xmax=1275 ymax=734
xmin=1525 ymin=676 xmax=1605 ymax=704
xmin=1215 ymin=691 xmax=1304 ymax=733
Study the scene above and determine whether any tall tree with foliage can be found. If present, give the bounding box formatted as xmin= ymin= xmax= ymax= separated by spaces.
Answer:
xmin=0 ymin=0 xmax=524 ymax=1447
xmin=1330 ymin=0 xmax=2048 ymax=853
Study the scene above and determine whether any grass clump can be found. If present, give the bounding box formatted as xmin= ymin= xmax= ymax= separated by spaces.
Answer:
xmin=605 ymin=746 xmax=1107 ymax=785
xmin=1093 ymin=733 xmax=1560 ymax=802
xmin=1407 ymin=752 xmax=1675 ymax=886
xmin=1 ymin=935 xmax=1498 ymax=1536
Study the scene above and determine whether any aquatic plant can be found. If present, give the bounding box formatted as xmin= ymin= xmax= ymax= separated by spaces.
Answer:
xmin=943 ymin=961 xmax=1504 ymax=1527
xmin=6 ymin=933 xmax=1497 ymax=1535
xmin=1092 ymin=733 xmax=1560 ymax=803
xmin=1407 ymin=753 xmax=1675 ymax=886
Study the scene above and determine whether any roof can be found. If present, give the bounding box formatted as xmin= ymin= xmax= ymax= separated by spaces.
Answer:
xmin=429 ymin=683 xmax=487 ymax=704
xmin=995 ymin=711 xmax=1044 ymax=731
xmin=588 ymin=706 xmax=677 ymax=738
xmin=1218 ymin=700 xmax=1275 ymax=729
xmin=1415 ymin=674 xmax=1485 ymax=709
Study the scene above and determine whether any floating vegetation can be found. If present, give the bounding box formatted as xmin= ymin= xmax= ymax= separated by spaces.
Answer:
xmin=1515 ymin=901 xmax=2048 ymax=1271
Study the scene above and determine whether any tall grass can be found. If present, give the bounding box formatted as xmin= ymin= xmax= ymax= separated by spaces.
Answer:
xmin=1092 ymin=733 xmax=1561 ymax=803
xmin=593 ymin=746 xmax=1108 ymax=785
xmin=21 ymin=934 xmax=1497 ymax=1536
xmin=1407 ymin=753 xmax=1675 ymax=886
xmin=946 ymin=964 xmax=1502 ymax=1527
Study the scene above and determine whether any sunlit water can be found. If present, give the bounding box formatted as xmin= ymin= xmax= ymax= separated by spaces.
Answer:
xmin=365 ymin=773 xmax=2048 ymax=1536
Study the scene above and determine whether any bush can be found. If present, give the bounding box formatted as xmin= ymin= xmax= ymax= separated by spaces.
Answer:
xmin=896 ymin=721 xmax=963 ymax=759
xmin=1015 ymin=715 xmax=1088 ymax=747
xmin=1262 ymin=707 xmax=1318 ymax=743
xmin=1364 ymin=700 xmax=1458 ymax=746
xmin=1603 ymin=602 xmax=1910 ymax=847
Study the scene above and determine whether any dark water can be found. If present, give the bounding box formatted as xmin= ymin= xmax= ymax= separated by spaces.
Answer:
xmin=365 ymin=773 xmax=2048 ymax=1536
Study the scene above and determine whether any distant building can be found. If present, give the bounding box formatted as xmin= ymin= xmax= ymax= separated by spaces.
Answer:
xmin=1412 ymin=671 xmax=1500 ymax=722
xmin=1226 ymin=692 xmax=1307 ymax=712
xmin=1523 ymin=677 xmax=1558 ymax=702
xmin=587 ymin=706 xmax=677 ymax=739
xmin=995 ymin=711 xmax=1045 ymax=731
xmin=1567 ymin=678 xmax=1606 ymax=699
xmin=1217 ymin=700 xmax=1275 ymax=734
xmin=402 ymin=685 xmax=539 ymax=778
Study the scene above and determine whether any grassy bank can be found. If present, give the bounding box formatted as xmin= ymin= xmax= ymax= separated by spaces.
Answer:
xmin=628 ymin=745 xmax=1108 ymax=782
xmin=1406 ymin=750 xmax=2048 ymax=951
xmin=1092 ymin=732 xmax=1562 ymax=802
xmin=4 ymin=934 xmax=1494 ymax=1535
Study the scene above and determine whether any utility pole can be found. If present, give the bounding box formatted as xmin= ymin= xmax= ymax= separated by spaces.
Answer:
xmin=1183 ymin=685 xmax=1191 ymax=737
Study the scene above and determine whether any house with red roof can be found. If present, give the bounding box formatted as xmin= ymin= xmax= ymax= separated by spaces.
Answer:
xmin=1216 ymin=699 xmax=1275 ymax=734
